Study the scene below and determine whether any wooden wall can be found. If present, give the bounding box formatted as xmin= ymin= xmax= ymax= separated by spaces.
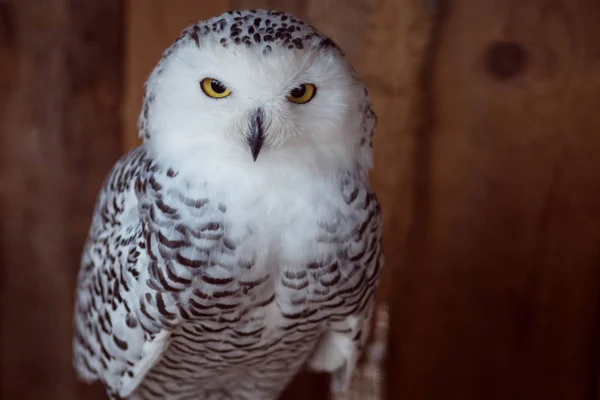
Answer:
xmin=0 ymin=1 xmax=122 ymax=399
xmin=2 ymin=0 xmax=600 ymax=399
xmin=387 ymin=1 xmax=600 ymax=399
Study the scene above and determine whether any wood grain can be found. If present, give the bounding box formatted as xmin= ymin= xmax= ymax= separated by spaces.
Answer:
xmin=0 ymin=1 xmax=123 ymax=399
xmin=388 ymin=0 xmax=600 ymax=399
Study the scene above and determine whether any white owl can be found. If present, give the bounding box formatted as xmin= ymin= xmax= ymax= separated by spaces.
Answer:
xmin=73 ymin=9 xmax=382 ymax=400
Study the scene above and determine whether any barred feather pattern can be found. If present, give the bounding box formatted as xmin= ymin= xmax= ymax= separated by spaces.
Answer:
xmin=72 ymin=146 xmax=382 ymax=400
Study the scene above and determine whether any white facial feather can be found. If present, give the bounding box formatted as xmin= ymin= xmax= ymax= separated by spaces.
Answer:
xmin=139 ymin=12 xmax=374 ymax=188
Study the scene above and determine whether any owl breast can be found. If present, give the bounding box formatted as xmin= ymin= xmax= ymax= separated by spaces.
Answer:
xmin=133 ymin=163 xmax=369 ymax=399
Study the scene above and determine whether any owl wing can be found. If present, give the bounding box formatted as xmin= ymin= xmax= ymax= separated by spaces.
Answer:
xmin=72 ymin=147 xmax=180 ymax=398
xmin=307 ymin=172 xmax=383 ymax=393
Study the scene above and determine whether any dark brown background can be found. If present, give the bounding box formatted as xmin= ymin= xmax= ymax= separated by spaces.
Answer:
xmin=2 ymin=0 xmax=600 ymax=399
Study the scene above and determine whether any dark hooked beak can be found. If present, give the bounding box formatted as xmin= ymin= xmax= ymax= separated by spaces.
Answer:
xmin=248 ymin=108 xmax=265 ymax=162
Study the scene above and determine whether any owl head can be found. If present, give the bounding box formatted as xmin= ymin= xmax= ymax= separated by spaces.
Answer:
xmin=139 ymin=9 xmax=376 ymax=179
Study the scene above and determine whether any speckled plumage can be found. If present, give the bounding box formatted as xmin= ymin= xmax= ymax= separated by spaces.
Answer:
xmin=73 ymin=9 xmax=382 ymax=400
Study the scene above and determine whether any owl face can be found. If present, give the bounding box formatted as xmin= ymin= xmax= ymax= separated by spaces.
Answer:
xmin=141 ymin=10 xmax=374 ymax=178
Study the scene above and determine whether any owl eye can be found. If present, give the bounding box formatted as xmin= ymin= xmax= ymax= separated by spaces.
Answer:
xmin=200 ymin=78 xmax=231 ymax=99
xmin=287 ymin=84 xmax=317 ymax=104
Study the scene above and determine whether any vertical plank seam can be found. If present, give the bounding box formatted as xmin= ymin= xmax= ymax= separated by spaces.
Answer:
xmin=590 ymin=255 xmax=600 ymax=400
xmin=385 ymin=0 xmax=447 ymax=397
xmin=409 ymin=0 xmax=446 ymax=241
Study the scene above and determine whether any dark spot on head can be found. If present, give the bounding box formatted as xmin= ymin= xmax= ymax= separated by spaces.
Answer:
xmin=253 ymin=33 xmax=261 ymax=43
xmin=263 ymin=45 xmax=272 ymax=55
xmin=320 ymin=38 xmax=336 ymax=48
xmin=215 ymin=19 xmax=227 ymax=32
xmin=292 ymin=38 xmax=303 ymax=49
xmin=254 ymin=18 xmax=262 ymax=27
xmin=189 ymin=25 xmax=201 ymax=47
xmin=230 ymin=24 xmax=241 ymax=37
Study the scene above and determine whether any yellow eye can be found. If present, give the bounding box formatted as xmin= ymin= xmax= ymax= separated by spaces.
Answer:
xmin=287 ymin=84 xmax=317 ymax=104
xmin=200 ymin=78 xmax=231 ymax=99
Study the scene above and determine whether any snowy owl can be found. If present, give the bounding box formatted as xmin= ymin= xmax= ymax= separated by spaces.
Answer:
xmin=73 ymin=9 xmax=382 ymax=400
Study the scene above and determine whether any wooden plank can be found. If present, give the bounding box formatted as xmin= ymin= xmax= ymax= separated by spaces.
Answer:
xmin=355 ymin=0 xmax=438 ymax=311
xmin=388 ymin=0 xmax=600 ymax=399
xmin=0 ymin=1 xmax=123 ymax=399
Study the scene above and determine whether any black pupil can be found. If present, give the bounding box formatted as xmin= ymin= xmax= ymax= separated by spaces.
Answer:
xmin=210 ymin=80 xmax=226 ymax=94
xmin=291 ymin=85 xmax=306 ymax=98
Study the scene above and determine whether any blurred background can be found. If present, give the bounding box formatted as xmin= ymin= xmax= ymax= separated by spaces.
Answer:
xmin=2 ymin=0 xmax=600 ymax=399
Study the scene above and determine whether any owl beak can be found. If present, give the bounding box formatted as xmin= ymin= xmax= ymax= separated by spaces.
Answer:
xmin=248 ymin=108 xmax=264 ymax=162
